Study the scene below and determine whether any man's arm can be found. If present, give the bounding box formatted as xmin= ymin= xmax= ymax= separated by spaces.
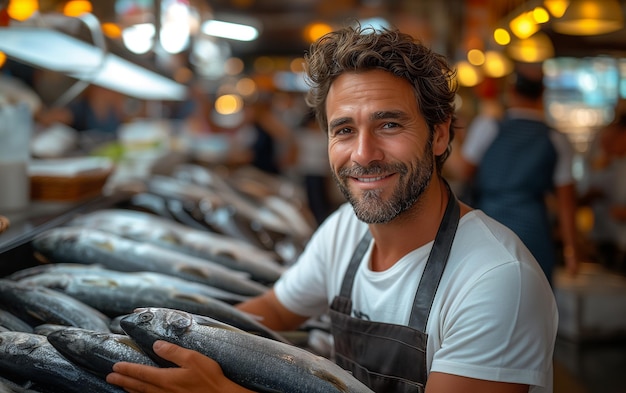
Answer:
xmin=555 ymin=182 xmax=580 ymax=276
xmin=236 ymin=288 xmax=310 ymax=331
xmin=426 ymin=372 xmax=529 ymax=393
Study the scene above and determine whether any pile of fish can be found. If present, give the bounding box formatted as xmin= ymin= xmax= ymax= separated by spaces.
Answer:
xmin=123 ymin=164 xmax=317 ymax=264
xmin=0 ymin=306 xmax=371 ymax=393
xmin=0 ymin=164 xmax=355 ymax=391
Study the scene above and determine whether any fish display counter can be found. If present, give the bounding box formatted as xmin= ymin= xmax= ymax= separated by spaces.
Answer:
xmin=0 ymin=164 xmax=349 ymax=392
xmin=0 ymin=191 xmax=134 ymax=277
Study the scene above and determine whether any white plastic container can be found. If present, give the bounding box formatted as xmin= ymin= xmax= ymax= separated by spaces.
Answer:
xmin=0 ymin=103 xmax=32 ymax=211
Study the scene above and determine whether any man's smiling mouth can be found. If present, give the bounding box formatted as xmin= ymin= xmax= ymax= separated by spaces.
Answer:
xmin=356 ymin=175 xmax=389 ymax=183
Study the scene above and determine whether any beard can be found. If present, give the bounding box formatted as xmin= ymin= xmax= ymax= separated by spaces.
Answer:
xmin=332 ymin=139 xmax=434 ymax=224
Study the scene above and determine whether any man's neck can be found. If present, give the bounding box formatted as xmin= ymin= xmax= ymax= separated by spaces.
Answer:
xmin=367 ymin=177 xmax=450 ymax=272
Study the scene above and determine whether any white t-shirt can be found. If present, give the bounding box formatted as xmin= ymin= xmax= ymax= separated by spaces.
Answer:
xmin=274 ymin=202 xmax=558 ymax=392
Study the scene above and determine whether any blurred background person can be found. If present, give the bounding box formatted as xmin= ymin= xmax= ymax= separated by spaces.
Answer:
xmin=292 ymin=109 xmax=337 ymax=226
xmin=38 ymin=85 xmax=130 ymax=134
xmin=244 ymin=94 xmax=299 ymax=176
xmin=456 ymin=64 xmax=580 ymax=284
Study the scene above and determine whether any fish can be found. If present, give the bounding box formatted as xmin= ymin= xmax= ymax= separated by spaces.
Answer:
xmin=0 ymin=375 xmax=43 ymax=393
xmin=147 ymin=175 xmax=298 ymax=253
xmin=31 ymin=226 xmax=270 ymax=296
xmin=120 ymin=308 xmax=374 ymax=393
xmin=150 ymin=173 xmax=295 ymax=235
xmin=0 ymin=280 xmax=110 ymax=332
xmin=0 ymin=310 xmax=33 ymax=334
xmin=47 ymin=327 xmax=158 ymax=379
xmin=68 ymin=209 xmax=286 ymax=284
xmin=12 ymin=263 xmax=250 ymax=305
xmin=32 ymin=324 xmax=69 ymax=336
xmin=0 ymin=331 xmax=124 ymax=393
xmin=12 ymin=266 xmax=286 ymax=342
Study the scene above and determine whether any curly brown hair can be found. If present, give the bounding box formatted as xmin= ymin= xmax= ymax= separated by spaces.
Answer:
xmin=304 ymin=23 xmax=457 ymax=172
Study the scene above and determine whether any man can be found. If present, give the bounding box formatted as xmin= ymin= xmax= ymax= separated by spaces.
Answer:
xmin=107 ymin=25 xmax=557 ymax=393
xmin=458 ymin=65 xmax=579 ymax=284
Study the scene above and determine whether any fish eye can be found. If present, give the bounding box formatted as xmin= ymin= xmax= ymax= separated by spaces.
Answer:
xmin=138 ymin=312 xmax=154 ymax=322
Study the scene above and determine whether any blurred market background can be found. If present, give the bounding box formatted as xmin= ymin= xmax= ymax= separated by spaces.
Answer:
xmin=1 ymin=1 xmax=626 ymax=392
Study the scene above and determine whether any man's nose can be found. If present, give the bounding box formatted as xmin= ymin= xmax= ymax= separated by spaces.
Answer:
xmin=351 ymin=131 xmax=384 ymax=166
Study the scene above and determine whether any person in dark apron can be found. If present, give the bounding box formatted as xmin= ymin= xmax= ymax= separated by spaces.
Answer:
xmin=107 ymin=25 xmax=556 ymax=393
xmin=330 ymin=187 xmax=459 ymax=392
xmin=461 ymin=67 xmax=580 ymax=284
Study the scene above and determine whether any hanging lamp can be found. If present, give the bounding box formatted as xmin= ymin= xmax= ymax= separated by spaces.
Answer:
xmin=552 ymin=0 xmax=624 ymax=35
xmin=507 ymin=31 xmax=555 ymax=63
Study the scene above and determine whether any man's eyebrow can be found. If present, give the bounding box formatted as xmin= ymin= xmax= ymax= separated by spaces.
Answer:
xmin=329 ymin=117 xmax=352 ymax=129
xmin=371 ymin=110 xmax=407 ymax=120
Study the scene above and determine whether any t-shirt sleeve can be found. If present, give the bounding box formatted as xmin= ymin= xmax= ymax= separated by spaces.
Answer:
xmin=273 ymin=205 xmax=350 ymax=317
xmin=461 ymin=116 xmax=499 ymax=165
xmin=429 ymin=261 xmax=557 ymax=388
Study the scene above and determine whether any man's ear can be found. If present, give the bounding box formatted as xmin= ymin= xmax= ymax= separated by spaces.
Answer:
xmin=432 ymin=119 xmax=451 ymax=156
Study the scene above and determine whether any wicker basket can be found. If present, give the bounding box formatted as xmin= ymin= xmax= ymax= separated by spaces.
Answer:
xmin=30 ymin=168 xmax=112 ymax=202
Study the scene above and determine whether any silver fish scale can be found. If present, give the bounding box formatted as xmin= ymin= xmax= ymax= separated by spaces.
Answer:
xmin=121 ymin=308 xmax=374 ymax=393
xmin=0 ymin=280 xmax=111 ymax=332
xmin=31 ymin=227 xmax=270 ymax=296
xmin=0 ymin=331 xmax=124 ymax=393
xmin=47 ymin=327 xmax=158 ymax=379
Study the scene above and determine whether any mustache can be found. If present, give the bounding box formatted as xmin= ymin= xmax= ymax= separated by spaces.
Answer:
xmin=338 ymin=163 xmax=407 ymax=178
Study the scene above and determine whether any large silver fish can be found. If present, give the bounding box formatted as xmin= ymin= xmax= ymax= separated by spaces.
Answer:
xmin=12 ymin=266 xmax=286 ymax=342
xmin=47 ymin=327 xmax=158 ymax=379
xmin=11 ymin=263 xmax=250 ymax=305
xmin=120 ymin=308 xmax=374 ymax=393
xmin=0 ymin=331 xmax=124 ymax=393
xmin=69 ymin=209 xmax=286 ymax=284
xmin=0 ymin=310 xmax=32 ymax=334
xmin=0 ymin=280 xmax=110 ymax=332
xmin=31 ymin=226 xmax=269 ymax=296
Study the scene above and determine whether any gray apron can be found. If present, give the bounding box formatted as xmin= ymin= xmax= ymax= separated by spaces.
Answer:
xmin=329 ymin=189 xmax=460 ymax=393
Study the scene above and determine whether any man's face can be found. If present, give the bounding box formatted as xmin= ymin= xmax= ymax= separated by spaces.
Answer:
xmin=325 ymin=70 xmax=446 ymax=224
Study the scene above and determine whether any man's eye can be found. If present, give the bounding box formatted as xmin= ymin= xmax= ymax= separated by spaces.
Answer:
xmin=335 ymin=127 xmax=353 ymax=136
xmin=382 ymin=122 xmax=400 ymax=129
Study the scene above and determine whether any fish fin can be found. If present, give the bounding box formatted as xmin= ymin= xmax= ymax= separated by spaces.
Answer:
xmin=193 ymin=315 xmax=245 ymax=332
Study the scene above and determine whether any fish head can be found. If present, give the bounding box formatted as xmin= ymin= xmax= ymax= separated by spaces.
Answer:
xmin=119 ymin=308 xmax=193 ymax=368
xmin=120 ymin=308 xmax=193 ymax=341
xmin=0 ymin=332 xmax=47 ymax=354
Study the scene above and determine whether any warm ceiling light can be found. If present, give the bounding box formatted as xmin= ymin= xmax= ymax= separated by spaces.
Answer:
xmin=63 ymin=0 xmax=93 ymax=18
xmin=544 ymin=0 xmax=569 ymax=18
xmin=456 ymin=60 xmax=483 ymax=87
xmin=305 ymin=22 xmax=333 ymax=44
xmin=467 ymin=49 xmax=485 ymax=66
xmin=102 ymin=23 xmax=122 ymax=39
xmin=552 ymin=0 xmax=624 ymax=35
xmin=236 ymin=77 xmax=257 ymax=97
xmin=482 ymin=51 xmax=514 ymax=78
xmin=509 ymin=11 xmax=540 ymax=39
xmin=507 ymin=31 xmax=555 ymax=63
xmin=533 ymin=7 xmax=550 ymax=24
xmin=494 ymin=28 xmax=511 ymax=45
xmin=215 ymin=94 xmax=243 ymax=115
xmin=7 ymin=0 xmax=38 ymax=21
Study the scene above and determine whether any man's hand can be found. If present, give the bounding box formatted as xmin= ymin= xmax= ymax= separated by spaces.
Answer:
xmin=106 ymin=340 xmax=253 ymax=393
